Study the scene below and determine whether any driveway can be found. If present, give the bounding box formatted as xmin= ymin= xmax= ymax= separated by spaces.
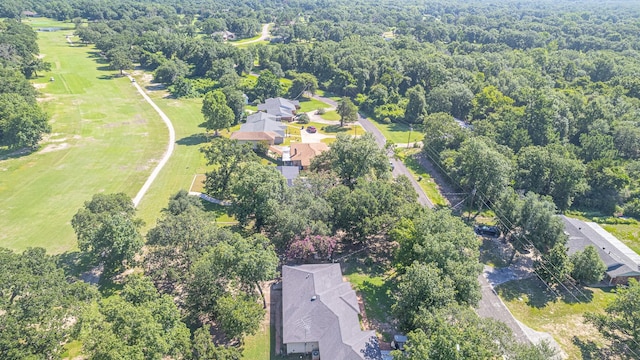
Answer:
xmin=300 ymin=130 xmax=334 ymax=144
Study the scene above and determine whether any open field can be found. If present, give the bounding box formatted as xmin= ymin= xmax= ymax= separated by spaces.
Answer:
xmin=0 ymin=24 xmax=166 ymax=253
xmin=367 ymin=118 xmax=424 ymax=144
xmin=497 ymin=278 xmax=616 ymax=359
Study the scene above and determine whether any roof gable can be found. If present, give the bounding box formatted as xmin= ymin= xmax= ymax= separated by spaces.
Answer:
xmin=282 ymin=264 xmax=378 ymax=360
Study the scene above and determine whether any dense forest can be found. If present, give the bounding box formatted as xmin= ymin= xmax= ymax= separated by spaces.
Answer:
xmin=2 ymin=0 xmax=640 ymax=359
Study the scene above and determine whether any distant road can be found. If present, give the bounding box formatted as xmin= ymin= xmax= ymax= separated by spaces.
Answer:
xmin=311 ymin=94 xmax=434 ymax=208
xmin=127 ymin=75 xmax=176 ymax=208
xmin=231 ymin=24 xmax=270 ymax=46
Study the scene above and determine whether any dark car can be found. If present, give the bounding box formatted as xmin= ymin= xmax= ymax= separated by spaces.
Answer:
xmin=306 ymin=126 xmax=317 ymax=133
xmin=475 ymin=225 xmax=500 ymax=237
xmin=391 ymin=335 xmax=408 ymax=351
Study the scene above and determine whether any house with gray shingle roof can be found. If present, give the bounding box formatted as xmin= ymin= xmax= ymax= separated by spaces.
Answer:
xmin=230 ymin=112 xmax=287 ymax=146
xmin=282 ymin=264 xmax=381 ymax=359
xmin=257 ymin=98 xmax=300 ymax=121
xmin=562 ymin=216 xmax=640 ymax=285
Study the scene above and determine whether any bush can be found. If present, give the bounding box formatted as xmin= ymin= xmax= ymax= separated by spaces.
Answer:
xmin=316 ymin=108 xmax=326 ymax=115
xmin=624 ymin=198 xmax=640 ymax=219
xmin=298 ymin=113 xmax=310 ymax=124
xmin=382 ymin=117 xmax=392 ymax=124
xmin=255 ymin=140 xmax=270 ymax=155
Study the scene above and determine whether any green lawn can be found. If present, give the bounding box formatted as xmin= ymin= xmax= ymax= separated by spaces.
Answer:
xmin=344 ymin=262 xmax=396 ymax=341
xmin=367 ymin=118 xmax=424 ymax=145
xmin=0 ymin=26 xmax=166 ymax=253
xmin=305 ymin=122 xmax=358 ymax=136
xmin=497 ymin=278 xmax=616 ymax=359
xmin=297 ymin=97 xmax=331 ymax=113
xmin=395 ymin=149 xmax=448 ymax=207
xmin=320 ymin=110 xmax=340 ymax=121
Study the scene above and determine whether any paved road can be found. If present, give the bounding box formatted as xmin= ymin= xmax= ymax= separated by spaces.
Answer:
xmin=127 ymin=75 xmax=176 ymax=208
xmin=311 ymin=94 xmax=434 ymax=208
xmin=477 ymin=273 xmax=530 ymax=344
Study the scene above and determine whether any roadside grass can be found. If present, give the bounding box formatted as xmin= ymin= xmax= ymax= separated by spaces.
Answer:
xmin=367 ymin=118 xmax=424 ymax=144
xmin=395 ymin=148 xmax=448 ymax=207
xmin=497 ymin=277 xmax=616 ymax=359
xmin=0 ymin=26 xmax=167 ymax=253
xmin=320 ymin=110 xmax=340 ymax=121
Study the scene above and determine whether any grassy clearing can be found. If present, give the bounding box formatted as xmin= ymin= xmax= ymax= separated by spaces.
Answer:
xmin=0 ymin=26 xmax=166 ymax=253
xmin=242 ymin=325 xmax=286 ymax=360
xmin=367 ymin=118 xmax=424 ymax=144
xmin=497 ymin=278 xmax=616 ymax=359
xmin=320 ymin=110 xmax=340 ymax=121
xmin=314 ymin=89 xmax=341 ymax=102
xmin=23 ymin=17 xmax=75 ymax=30
xmin=395 ymin=148 xmax=448 ymax=207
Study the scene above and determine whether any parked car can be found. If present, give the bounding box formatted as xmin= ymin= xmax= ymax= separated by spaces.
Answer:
xmin=475 ymin=225 xmax=500 ymax=237
xmin=391 ymin=334 xmax=408 ymax=351
xmin=306 ymin=126 xmax=317 ymax=133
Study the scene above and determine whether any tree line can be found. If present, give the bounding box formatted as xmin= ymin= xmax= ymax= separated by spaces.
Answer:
xmin=0 ymin=19 xmax=51 ymax=150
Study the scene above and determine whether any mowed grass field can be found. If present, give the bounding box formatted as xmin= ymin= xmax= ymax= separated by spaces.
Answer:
xmin=0 ymin=20 xmax=166 ymax=253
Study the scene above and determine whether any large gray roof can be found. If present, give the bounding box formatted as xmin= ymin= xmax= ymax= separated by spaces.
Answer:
xmin=561 ymin=216 xmax=640 ymax=278
xmin=239 ymin=112 xmax=286 ymax=137
xmin=257 ymin=98 xmax=300 ymax=118
xmin=282 ymin=264 xmax=380 ymax=360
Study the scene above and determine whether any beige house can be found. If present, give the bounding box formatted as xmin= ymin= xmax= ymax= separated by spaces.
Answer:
xmin=290 ymin=143 xmax=329 ymax=169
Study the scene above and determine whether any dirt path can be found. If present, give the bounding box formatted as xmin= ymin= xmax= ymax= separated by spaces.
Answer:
xmin=127 ymin=75 xmax=176 ymax=208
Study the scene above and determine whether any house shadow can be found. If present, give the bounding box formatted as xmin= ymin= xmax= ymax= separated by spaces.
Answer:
xmin=177 ymin=133 xmax=208 ymax=146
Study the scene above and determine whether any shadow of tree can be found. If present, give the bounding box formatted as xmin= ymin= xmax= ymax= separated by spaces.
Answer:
xmin=572 ymin=336 xmax=603 ymax=360
xmin=177 ymin=133 xmax=208 ymax=146
xmin=496 ymin=277 xmax=557 ymax=308
xmin=146 ymin=83 xmax=166 ymax=91
xmin=56 ymin=251 xmax=94 ymax=278
xmin=560 ymin=284 xmax=594 ymax=304
xmin=0 ymin=146 xmax=33 ymax=161
xmin=97 ymin=74 xmax=117 ymax=80
xmin=87 ymin=51 xmax=109 ymax=64
xmin=322 ymin=125 xmax=350 ymax=133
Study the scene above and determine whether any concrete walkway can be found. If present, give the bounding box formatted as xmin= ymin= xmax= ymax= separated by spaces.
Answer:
xmin=127 ymin=75 xmax=176 ymax=208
